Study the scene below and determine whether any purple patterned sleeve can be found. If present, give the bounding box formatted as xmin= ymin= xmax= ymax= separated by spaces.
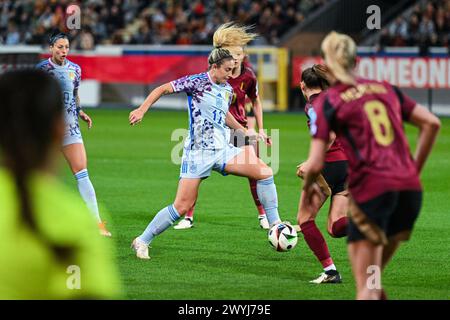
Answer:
xmin=170 ymin=75 xmax=196 ymax=94
xmin=74 ymin=65 xmax=81 ymax=91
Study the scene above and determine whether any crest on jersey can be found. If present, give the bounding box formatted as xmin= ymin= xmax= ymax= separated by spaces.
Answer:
xmin=224 ymin=91 xmax=231 ymax=104
xmin=308 ymin=108 xmax=318 ymax=136
xmin=69 ymin=71 xmax=75 ymax=80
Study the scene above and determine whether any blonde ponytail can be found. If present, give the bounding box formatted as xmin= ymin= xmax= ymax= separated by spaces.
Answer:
xmin=321 ymin=31 xmax=357 ymax=85
xmin=213 ymin=22 xmax=258 ymax=49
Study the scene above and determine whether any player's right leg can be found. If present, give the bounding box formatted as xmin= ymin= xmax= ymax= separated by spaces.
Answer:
xmin=327 ymin=194 xmax=348 ymax=238
xmin=379 ymin=190 xmax=422 ymax=299
xmin=346 ymin=192 xmax=401 ymax=299
xmin=223 ymin=145 xmax=283 ymax=227
xmin=297 ymin=188 xmax=342 ymax=283
xmin=132 ymin=178 xmax=201 ymax=259
xmin=232 ymin=127 xmax=269 ymax=229
xmin=322 ymin=161 xmax=349 ymax=238
xmin=62 ymin=141 xmax=111 ymax=237
xmin=249 ymin=138 xmax=269 ymax=229
xmin=348 ymin=240 xmax=383 ymax=299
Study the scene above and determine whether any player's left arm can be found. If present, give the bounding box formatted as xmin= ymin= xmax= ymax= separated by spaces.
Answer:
xmin=76 ymin=91 xmax=93 ymax=129
xmin=250 ymin=96 xmax=272 ymax=145
xmin=408 ymin=104 xmax=441 ymax=174
xmin=303 ymin=139 xmax=327 ymax=190
xmin=225 ymin=111 xmax=247 ymax=133
xmin=302 ymin=138 xmax=327 ymax=211
xmin=394 ymin=85 xmax=441 ymax=173
xmin=248 ymin=75 xmax=271 ymax=145
xmin=129 ymin=82 xmax=174 ymax=125
xmin=74 ymin=67 xmax=93 ymax=129
xmin=327 ymin=131 xmax=336 ymax=150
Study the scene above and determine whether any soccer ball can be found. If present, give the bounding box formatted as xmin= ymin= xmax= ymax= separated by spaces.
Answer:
xmin=268 ymin=223 xmax=298 ymax=252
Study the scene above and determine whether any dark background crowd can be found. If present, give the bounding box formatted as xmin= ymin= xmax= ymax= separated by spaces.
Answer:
xmin=0 ymin=0 xmax=328 ymax=49
xmin=2 ymin=0 xmax=449 ymax=51
xmin=377 ymin=0 xmax=450 ymax=49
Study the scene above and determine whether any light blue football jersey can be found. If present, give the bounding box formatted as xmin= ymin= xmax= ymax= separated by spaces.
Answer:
xmin=36 ymin=58 xmax=81 ymax=136
xmin=171 ymin=72 xmax=234 ymax=150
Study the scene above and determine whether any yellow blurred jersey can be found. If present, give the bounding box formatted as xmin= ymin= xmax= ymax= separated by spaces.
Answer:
xmin=0 ymin=168 xmax=121 ymax=299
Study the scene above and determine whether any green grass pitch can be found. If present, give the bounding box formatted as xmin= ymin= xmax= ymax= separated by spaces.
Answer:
xmin=61 ymin=109 xmax=450 ymax=300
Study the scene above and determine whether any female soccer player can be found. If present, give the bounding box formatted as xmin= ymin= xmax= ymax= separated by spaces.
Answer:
xmin=129 ymin=48 xmax=284 ymax=260
xmin=174 ymin=22 xmax=272 ymax=230
xmin=302 ymin=31 xmax=440 ymax=299
xmin=37 ymin=32 xmax=111 ymax=237
xmin=296 ymin=64 xmax=349 ymax=284
xmin=0 ymin=70 xmax=120 ymax=298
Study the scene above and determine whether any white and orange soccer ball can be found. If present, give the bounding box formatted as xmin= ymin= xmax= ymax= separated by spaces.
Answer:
xmin=268 ymin=223 xmax=298 ymax=252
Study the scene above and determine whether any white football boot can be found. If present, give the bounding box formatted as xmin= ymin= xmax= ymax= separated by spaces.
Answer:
xmin=131 ymin=237 xmax=150 ymax=260
xmin=310 ymin=270 xmax=342 ymax=284
xmin=258 ymin=215 xmax=270 ymax=230
xmin=174 ymin=218 xmax=193 ymax=230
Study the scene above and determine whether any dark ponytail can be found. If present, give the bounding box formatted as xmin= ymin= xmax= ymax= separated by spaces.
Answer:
xmin=0 ymin=70 xmax=72 ymax=262
xmin=301 ymin=64 xmax=331 ymax=90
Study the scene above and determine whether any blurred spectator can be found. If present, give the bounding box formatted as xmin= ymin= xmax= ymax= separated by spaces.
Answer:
xmin=6 ymin=22 xmax=20 ymax=45
xmin=106 ymin=5 xmax=124 ymax=35
xmin=377 ymin=28 xmax=391 ymax=50
xmin=111 ymin=30 xmax=125 ymax=44
xmin=130 ymin=23 xmax=153 ymax=44
xmin=75 ymin=27 xmax=95 ymax=50
xmin=419 ymin=15 xmax=436 ymax=36
xmin=389 ymin=17 xmax=408 ymax=39
xmin=27 ymin=24 xmax=47 ymax=46
xmin=408 ymin=13 xmax=421 ymax=45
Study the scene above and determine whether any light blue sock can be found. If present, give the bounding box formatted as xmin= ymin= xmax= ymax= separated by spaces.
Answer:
xmin=256 ymin=176 xmax=281 ymax=225
xmin=75 ymin=169 xmax=101 ymax=222
xmin=138 ymin=204 xmax=181 ymax=245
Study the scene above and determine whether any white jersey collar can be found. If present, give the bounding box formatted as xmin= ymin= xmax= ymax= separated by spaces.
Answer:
xmin=48 ymin=57 xmax=68 ymax=69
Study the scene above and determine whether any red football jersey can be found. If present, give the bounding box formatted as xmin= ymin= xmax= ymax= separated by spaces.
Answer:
xmin=311 ymin=78 xmax=422 ymax=203
xmin=306 ymin=93 xmax=347 ymax=162
xmin=227 ymin=61 xmax=258 ymax=127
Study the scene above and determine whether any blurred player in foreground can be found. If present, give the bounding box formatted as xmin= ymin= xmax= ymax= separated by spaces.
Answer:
xmin=302 ymin=31 xmax=440 ymax=299
xmin=175 ymin=22 xmax=272 ymax=230
xmin=36 ymin=32 xmax=111 ymax=237
xmin=0 ymin=70 xmax=120 ymax=299
xmin=129 ymin=48 xmax=285 ymax=260
xmin=297 ymin=65 xmax=349 ymax=284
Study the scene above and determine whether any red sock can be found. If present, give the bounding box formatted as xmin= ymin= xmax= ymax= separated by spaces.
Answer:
xmin=380 ymin=289 xmax=388 ymax=300
xmin=185 ymin=203 xmax=196 ymax=219
xmin=300 ymin=220 xmax=333 ymax=268
xmin=249 ymin=178 xmax=266 ymax=216
xmin=331 ymin=217 xmax=348 ymax=238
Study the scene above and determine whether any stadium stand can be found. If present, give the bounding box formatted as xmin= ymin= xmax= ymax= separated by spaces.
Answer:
xmin=376 ymin=0 xmax=450 ymax=49
xmin=0 ymin=0 xmax=330 ymax=48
